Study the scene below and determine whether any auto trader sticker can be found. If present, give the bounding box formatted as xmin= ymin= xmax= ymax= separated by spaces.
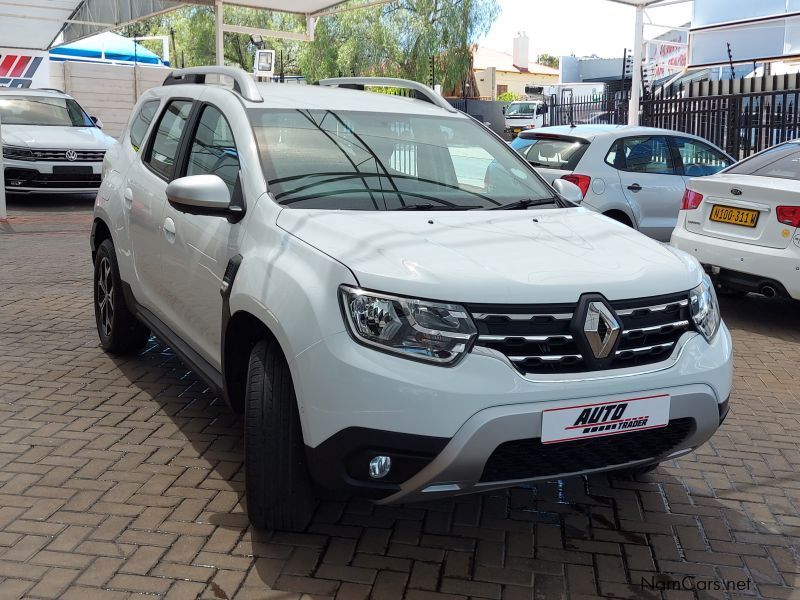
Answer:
xmin=541 ymin=394 xmax=670 ymax=444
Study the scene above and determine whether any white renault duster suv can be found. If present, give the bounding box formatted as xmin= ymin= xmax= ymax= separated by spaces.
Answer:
xmin=91 ymin=67 xmax=733 ymax=531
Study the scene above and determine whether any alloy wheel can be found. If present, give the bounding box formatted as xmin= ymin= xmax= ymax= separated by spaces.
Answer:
xmin=97 ymin=257 xmax=114 ymax=337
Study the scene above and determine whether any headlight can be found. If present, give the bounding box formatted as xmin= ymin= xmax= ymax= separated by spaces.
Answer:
xmin=689 ymin=275 xmax=720 ymax=341
xmin=2 ymin=145 xmax=34 ymax=161
xmin=339 ymin=285 xmax=477 ymax=365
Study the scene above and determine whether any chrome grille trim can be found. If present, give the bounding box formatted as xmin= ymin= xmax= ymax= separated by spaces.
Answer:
xmin=616 ymin=299 xmax=688 ymax=316
xmin=615 ymin=342 xmax=675 ymax=356
xmin=30 ymin=149 xmax=106 ymax=162
xmin=472 ymin=312 xmax=573 ymax=321
xmin=623 ymin=320 xmax=690 ymax=337
xmin=478 ymin=334 xmax=573 ymax=343
xmin=509 ymin=354 xmax=582 ymax=363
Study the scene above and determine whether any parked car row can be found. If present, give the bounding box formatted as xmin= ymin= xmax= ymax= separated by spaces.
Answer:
xmin=510 ymin=125 xmax=799 ymax=301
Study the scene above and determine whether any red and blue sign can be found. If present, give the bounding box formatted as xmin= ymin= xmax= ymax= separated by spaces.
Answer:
xmin=0 ymin=54 xmax=45 ymax=88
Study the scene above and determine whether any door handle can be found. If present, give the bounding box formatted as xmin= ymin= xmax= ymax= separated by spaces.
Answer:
xmin=163 ymin=217 xmax=176 ymax=243
xmin=627 ymin=183 xmax=642 ymax=192
xmin=123 ymin=187 xmax=133 ymax=209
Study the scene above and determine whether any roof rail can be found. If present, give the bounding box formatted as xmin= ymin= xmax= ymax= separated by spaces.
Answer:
xmin=318 ymin=77 xmax=457 ymax=113
xmin=163 ymin=66 xmax=263 ymax=103
xmin=36 ymin=88 xmax=66 ymax=94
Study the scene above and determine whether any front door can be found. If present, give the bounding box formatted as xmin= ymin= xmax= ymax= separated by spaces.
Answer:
xmin=160 ymin=103 xmax=242 ymax=368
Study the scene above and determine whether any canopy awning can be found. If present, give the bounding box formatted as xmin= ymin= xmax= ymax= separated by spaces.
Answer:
xmin=0 ymin=0 xmax=386 ymax=51
xmin=50 ymin=31 xmax=166 ymax=65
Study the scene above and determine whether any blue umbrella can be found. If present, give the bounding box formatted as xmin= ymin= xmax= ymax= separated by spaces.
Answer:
xmin=50 ymin=31 xmax=166 ymax=66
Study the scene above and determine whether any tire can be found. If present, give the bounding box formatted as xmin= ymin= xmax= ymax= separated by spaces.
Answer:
xmin=245 ymin=339 xmax=316 ymax=531
xmin=94 ymin=239 xmax=151 ymax=355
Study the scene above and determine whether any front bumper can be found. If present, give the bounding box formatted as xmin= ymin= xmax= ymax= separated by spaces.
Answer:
xmin=295 ymin=324 xmax=733 ymax=502
xmin=4 ymin=158 xmax=102 ymax=194
xmin=672 ymin=223 xmax=800 ymax=299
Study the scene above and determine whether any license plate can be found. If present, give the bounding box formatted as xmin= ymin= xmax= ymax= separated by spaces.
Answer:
xmin=53 ymin=165 xmax=93 ymax=175
xmin=540 ymin=394 xmax=671 ymax=444
xmin=709 ymin=204 xmax=759 ymax=228
xmin=513 ymin=128 xmax=523 ymax=133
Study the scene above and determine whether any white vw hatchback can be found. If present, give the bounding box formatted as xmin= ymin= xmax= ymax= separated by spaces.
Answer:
xmin=91 ymin=67 xmax=732 ymax=530
xmin=1 ymin=88 xmax=116 ymax=195
xmin=672 ymin=140 xmax=800 ymax=300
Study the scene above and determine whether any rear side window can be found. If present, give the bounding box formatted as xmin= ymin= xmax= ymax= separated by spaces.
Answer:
xmin=144 ymin=100 xmax=193 ymax=180
xmin=673 ymin=137 xmax=731 ymax=177
xmin=511 ymin=135 xmax=589 ymax=170
xmin=726 ymin=142 xmax=800 ymax=180
xmin=605 ymin=136 xmax=675 ymax=175
xmin=129 ymin=99 xmax=160 ymax=152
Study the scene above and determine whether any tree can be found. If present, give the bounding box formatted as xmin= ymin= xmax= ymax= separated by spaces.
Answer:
xmin=121 ymin=0 xmax=500 ymax=93
xmin=537 ymin=53 xmax=559 ymax=69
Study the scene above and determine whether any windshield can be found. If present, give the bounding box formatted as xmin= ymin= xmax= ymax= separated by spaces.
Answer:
xmin=249 ymin=109 xmax=556 ymax=210
xmin=0 ymin=95 xmax=94 ymax=127
xmin=511 ymin=135 xmax=589 ymax=170
xmin=505 ymin=103 xmax=540 ymax=116
xmin=726 ymin=142 xmax=800 ymax=181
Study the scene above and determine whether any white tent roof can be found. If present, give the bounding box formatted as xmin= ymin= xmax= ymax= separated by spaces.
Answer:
xmin=0 ymin=0 xmax=367 ymax=50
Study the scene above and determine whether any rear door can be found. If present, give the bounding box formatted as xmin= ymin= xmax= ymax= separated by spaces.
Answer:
xmin=684 ymin=143 xmax=800 ymax=249
xmin=611 ymin=135 xmax=684 ymax=241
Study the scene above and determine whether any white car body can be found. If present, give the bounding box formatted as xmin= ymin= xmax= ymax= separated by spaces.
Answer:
xmin=510 ymin=125 xmax=735 ymax=241
xmin=1 ymin=88 xmax=116 ymax=194
xmin=91 ymin=67 xmax=732 ymax=509
xmin=672 ymin=141 xmax=800 ymax=300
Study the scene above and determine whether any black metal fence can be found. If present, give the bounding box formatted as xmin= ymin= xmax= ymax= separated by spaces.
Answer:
xmin=641 ymin=86 xmax=800 ymax=160
xmin=540 ymin=75 xmax=800 ymax=160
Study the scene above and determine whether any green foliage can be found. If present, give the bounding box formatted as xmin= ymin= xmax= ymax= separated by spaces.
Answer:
xmin=497 ymin=91 xmax=521 ymax=102
xmin=120 ymin=0 xmax=499 ymax=93
xmin=537 ymin=53 xmax=559 ymax=69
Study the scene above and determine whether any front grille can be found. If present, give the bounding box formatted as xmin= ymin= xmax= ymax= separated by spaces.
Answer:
xmin=5 ymin=168 xmax=101 ymax=189
xmin=30 ymin=149 xmax=106 ymax=162
xmin=480 ymin=417 xmax=694 ymax=482
xmin=466 ymin=291 xmax=693 ymax=374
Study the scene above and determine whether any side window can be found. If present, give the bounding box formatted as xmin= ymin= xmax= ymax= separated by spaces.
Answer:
xmin=129 ymin=100 xmax=160 ymax=152
xmin=674 ymin=137 xmax=731 ymax=177
xmin=612 ymin=136 xmax=675 ymax=175
xmin=144 ymin=100 xmax=193 ymax=180
xmin=185 ymin=105 xmax=240 ymax=194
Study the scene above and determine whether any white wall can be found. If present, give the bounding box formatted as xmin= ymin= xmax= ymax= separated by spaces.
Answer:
xmin=50 ymin=61 xmax=172 ymax=138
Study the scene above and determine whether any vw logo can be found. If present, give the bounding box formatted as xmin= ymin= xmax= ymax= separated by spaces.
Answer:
xmin=731 ymin=188 xmax=742 ymax=196
xmin=583 ymin=301 xmax=620 ymax=359
xmin=65 ymin=149 xmax=78 ymax=161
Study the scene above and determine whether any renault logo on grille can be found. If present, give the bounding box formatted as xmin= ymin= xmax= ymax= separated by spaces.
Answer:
xmin=65 ymin=150 xmax=78 ymax=161
xmin=583 ymin=301 xmax=620 ymax=359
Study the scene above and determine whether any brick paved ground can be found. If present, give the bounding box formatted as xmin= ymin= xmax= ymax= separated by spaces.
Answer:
xmin=1 ymin=198 xmax=799 ymax=600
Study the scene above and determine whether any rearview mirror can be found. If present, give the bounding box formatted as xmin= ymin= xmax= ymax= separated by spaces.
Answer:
xmin=166 ymin=174 xmax=237 ymax=217
xmin=90 ymin=116 xmax=103 ymax=129
xmin=552 ymin=179 xmax=583 ymax=204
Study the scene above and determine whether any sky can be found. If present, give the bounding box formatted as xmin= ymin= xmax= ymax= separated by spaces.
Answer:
xmin=479 ymin=0 xmax=694 ymax=59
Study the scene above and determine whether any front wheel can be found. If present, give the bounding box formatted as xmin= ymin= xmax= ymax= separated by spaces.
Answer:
xmin=94 ymin=239 xmax=150 ymax=355
xmin=245 ymin=339 xmax=316 ymax=531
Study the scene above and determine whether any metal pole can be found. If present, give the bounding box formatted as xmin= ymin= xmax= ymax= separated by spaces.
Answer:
xmin=628 ymin=4 xmax=644 ymax=126
xmin=0 ymin=110 xmax=6 ymax=221
xmin=215 ymin=0 xmax=224 ymax=66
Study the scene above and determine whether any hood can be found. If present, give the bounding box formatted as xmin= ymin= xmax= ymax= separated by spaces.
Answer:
xmin=1 ymin=124 xmax=115 ymax=149
xmin=277 ymin=207 xmax=703 ymax=304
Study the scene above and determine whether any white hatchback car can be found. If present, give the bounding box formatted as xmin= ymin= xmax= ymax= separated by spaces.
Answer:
xmin=91 ymin=67 xmax=732 ymax=530
xmin=672 ymin=140 xmax=800 ymax=300
xmin=509 ymin=125 xmax=734 ymax=241
xmin=1 ymin=88 xmax=116 ymax=195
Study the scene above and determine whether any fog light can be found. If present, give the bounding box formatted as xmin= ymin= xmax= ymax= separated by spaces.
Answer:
xmin=368 ymin=455 xmax=391 ymax=479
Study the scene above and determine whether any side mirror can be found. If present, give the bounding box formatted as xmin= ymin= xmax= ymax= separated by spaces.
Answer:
xmin=553 ymin=179 xmax=583 ymax=204
xmin=90 ymin=116 xmax=103 ymax=129
xmin=166 ymin=174 xmax=238 ymax=218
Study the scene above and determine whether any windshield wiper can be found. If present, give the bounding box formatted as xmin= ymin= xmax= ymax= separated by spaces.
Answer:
xmin=491 ymin=198 xmax=557 ymax=210
xmin=393 ymin=203 xmax=482 ymax=211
